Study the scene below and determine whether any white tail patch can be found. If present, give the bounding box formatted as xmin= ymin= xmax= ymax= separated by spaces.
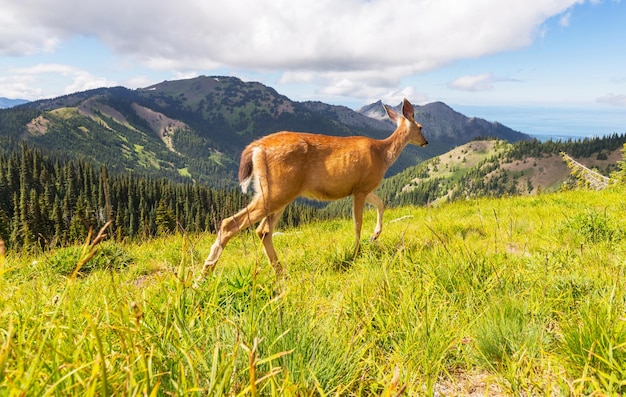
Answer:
xmin=240 ymin=176 xmax=253 ymax=194
xmin=239 ymin=147 xmax=262 ymax=194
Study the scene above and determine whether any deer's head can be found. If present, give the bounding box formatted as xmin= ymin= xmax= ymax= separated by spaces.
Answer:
xmin=384 ymin=98 xmax=428 ymax=147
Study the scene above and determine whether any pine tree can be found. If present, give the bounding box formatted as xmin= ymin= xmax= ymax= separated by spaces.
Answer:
xmin=52 ymin=195 xmax=65 ymax=246
xmin=10 ymin=192 xmax=20 ymax=248
xmin=69 ymin=195 xmax=88 ymax=242
xmin=29 ymin=188 xmax=44 ymax=245
xmin=155 ymin=199 xmax=176 ymax=235
xmin=18 ymin=167 xmax=34 ymax=248
xmin=0 ymin=208 xmax=10 ymax=243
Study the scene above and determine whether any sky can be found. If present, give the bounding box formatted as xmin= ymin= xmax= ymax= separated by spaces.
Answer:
xmin=1 ymin=0 xmax=625 ymax=138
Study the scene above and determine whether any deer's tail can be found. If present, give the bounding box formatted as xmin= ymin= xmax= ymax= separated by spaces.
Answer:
xmin=238 ymin=146 xmax=255 ymax=194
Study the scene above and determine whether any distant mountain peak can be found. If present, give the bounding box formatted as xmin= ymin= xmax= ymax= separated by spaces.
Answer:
xmin=357 ymin=100 xmax=388 ymax=122
xmin=0 ymin=97 xmax=29 ymax=109
xmin=357 ymin=99 xmax=529 ymax=145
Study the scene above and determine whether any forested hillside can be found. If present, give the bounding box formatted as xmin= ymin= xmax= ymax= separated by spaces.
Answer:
xmin=0 ymin=145 xmax=322 ymax=250
xmin=382 ymin=133 xmax=626 ymax=206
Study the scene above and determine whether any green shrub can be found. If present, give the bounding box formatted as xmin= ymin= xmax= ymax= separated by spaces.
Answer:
xmin=473 ymin=297 xmax=543 ymax=368
xmin=46 ymin=242 xmax=133 ymax=276
xmin=567 ymin=210 xmax=622 ymax=243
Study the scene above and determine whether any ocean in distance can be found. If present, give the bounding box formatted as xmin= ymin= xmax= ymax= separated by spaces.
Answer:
xmin=453 ymin=104 xmax=626 ymax=142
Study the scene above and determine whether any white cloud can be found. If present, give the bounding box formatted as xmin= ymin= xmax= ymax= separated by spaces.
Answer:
xmin=63 ymin=71 xmax=116 ymax=95
xmin=379 ymin=87 xmax=431 ymax=107
xmin=560 ymin=11 xmax=572 ymax=26
xmin=0 ymin=10 xmax=59 ymax=56
xmin=14 ymin=64 xmax=79 ymax=76
xmin=448 ymin=73 xmax=497 ymax=92
xmin=597 ymin=93 xmax=626 ymax=107
xmin=2 ymin=64 xmax=117 ymax=99
xmin=0 ymin=0 xmax=584 ymax=100
xmin=448 ymin=73 xmax=524 ymax=93
xmin=124 ymin=75 xmax=156 ymax=90
xmin=0 ymin=76 xmax=42 ymax=100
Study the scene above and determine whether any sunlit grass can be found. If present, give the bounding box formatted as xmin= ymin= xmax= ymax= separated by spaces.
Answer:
xmin=1 ymin=187 xmax=625 ymax=395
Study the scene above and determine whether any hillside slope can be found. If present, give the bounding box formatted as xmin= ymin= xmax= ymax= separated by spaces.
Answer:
xmin=380 ymin=134 xmax=626 ymax=206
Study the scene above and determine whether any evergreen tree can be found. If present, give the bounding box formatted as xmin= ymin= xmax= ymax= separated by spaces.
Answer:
xmin=156 ymin=199 xmax=176 ymax=235
xmin=0 ymin=208 xmax=10 ymax=243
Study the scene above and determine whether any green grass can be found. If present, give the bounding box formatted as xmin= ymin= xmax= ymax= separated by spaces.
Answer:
xmin=1 ymin=187 xmax=626 ymax=395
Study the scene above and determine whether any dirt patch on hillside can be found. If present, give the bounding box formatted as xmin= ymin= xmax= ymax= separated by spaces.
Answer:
xmin=502 ymin=148 xmax=623 ymax=193
xmin=132 ymin=103 xmax=188 ymax=153
xmin=579 ymin=149 xmax=623 ymax=170
xmin=502 ymin=155 xmax=571 ymax=193
xmin=26 ymin=115 xmax=50 ymax=136
xmin=77 ymin=97 xmax=128 ymax=128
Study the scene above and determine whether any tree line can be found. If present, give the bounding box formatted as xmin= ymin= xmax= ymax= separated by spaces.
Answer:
xmin=0 ymin=144 xmax=323 ymax=251
xmin=506 ymin=133 xmax=626 ymax=161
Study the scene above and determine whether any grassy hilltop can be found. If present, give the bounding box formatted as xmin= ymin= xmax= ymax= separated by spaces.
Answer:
xmin=1 ymin=186 xmax=626 ymax=395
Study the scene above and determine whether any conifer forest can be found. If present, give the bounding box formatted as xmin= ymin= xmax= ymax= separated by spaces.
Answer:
xmin=0 ymin=144 xmax=321 ymax=250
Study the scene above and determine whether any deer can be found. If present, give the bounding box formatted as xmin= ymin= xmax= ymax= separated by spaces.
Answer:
xmin=198 ymin=98 xmax=427 ymax=280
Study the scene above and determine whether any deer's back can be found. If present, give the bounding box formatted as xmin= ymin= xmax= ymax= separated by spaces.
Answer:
xmin=251 ymin=131 xmax=386 ymax=201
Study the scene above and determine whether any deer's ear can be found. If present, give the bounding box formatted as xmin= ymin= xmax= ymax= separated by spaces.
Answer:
xmin=401 ymin=98 xmax=415 ymax=121
xmin=384 ymin=104 xmax=401 ymax=125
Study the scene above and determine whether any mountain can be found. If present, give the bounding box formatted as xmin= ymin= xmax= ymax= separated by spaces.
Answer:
xmin=300 ymin=101 xmax=391 ymax=135
xmin=0 ymin=76 xmax=530 ymax=187
xmin=0 ymin=97 xmax=29 ymax=109
xmin=358 ymin=100 xmax=526 ymax=145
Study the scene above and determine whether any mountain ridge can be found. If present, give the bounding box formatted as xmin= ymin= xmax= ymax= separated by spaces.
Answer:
xmin=1 ymin=75 xmax=530 ymax=186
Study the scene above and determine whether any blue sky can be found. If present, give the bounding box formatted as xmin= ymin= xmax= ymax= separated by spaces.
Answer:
xmin=1 ymin=0 xmax=625 ymax=138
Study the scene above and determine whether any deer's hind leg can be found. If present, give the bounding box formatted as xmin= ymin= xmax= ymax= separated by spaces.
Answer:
xmin=366 ymin=192 xmax=385 ymax=242
xmin=256 ymin=207 xmax=286 ymax=276
xmin=200 ymin=197 xmax=268 ymax=277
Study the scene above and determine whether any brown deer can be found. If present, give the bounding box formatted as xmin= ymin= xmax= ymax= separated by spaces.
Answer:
xmin=199 ymin=98 xmax=427 ymax=278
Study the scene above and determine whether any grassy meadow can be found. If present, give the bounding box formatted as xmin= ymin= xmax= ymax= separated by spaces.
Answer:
xmin=1 ymin=187 xmax=626 ymax=396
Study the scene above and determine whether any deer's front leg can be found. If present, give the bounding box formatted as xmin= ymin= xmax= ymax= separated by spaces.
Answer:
xmin=352 ymin=194 xmax=367 ymax=256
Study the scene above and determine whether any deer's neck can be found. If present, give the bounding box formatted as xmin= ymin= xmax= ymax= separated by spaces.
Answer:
xmin=382 ymin=125 xmax=410 ymax=166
